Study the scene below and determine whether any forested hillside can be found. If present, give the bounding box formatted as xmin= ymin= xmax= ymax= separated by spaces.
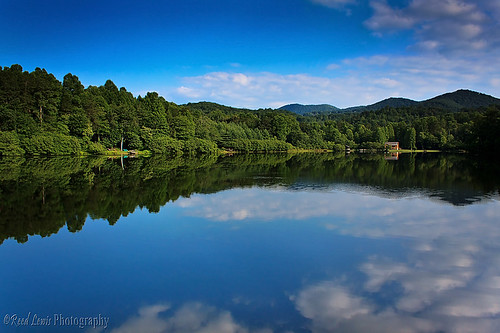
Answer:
xmin=278 ymin=103 xmax=341 ymax=115
xmin=0 ymin=64 xmax=498 ymax=156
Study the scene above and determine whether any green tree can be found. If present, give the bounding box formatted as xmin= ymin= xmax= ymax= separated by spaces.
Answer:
xmin=139 ymin=92 xmax=168 ymax=133
xmin=403 ymin=127 xmax=417 ymax=150
xmin=173 ymin=113 xmax=195 ymax=141
xmin=375 ymin=127 xmax=388 ymax=144
xmin=60 ymin=73 xmax=84 ymax=115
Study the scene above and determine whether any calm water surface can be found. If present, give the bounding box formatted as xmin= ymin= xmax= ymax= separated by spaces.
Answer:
xmin=0 ymin=153 xmax=499 ymax=332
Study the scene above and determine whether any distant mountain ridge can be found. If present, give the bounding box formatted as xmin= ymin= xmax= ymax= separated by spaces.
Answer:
xmin=343 ymin=97 xmax=418 ymax=112
xmin=279 ymin=90 xmax=500 ymax=115
xmin=277 ymin=103 xmax=340 ymax=115
xmin=419 ymin=90 xmax=500 ymax=109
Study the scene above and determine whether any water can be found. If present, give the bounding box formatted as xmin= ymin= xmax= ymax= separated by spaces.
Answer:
xmin=0 ymin=153 xmax=499 ymax=332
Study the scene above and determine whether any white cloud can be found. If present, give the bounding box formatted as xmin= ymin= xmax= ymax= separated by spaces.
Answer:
xmin=365 ymin=1 xmax=417 ymax=30
xmin=365 ymin=0 xmax=498 ymax=54
xmin=176 ymin=86 xmax=203 ymax=99
xmin=231 ymin=73 xmax=251 ymax=86
xmin=373 ymin=77 xmax=400 ymax=88
xmin=311 ymin=0 xmax=357 ymax=9
xmin=491 ymin=78 xmax=500 ymax=87
xmin=326 ymin=63 xmax=340 ymax=70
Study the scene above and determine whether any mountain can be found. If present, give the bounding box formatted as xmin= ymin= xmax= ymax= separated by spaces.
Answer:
xmin=279 ymin=90 xmax=500 ymax=115
xmin=278 ymin=103 xmax=340 ymax=115
xmin=344 ymin=97 xmax=418 ymax=112
xmin=185 ymin=101 xmax=251 ymax=114
xmin=420 ymin=89 xmax=500 ymax=109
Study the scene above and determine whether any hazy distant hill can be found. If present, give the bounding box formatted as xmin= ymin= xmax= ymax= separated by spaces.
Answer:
xmin=278 ymin=103 xmax=340 ymax=115
xmin=279 ymin=89 xmax=500 ymax=115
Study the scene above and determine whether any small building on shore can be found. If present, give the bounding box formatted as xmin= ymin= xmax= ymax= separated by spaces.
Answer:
xmin=384 ymin=142 xmax=400 ymax=150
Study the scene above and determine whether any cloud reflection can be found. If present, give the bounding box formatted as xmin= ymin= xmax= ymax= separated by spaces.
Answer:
xmin=111 ymin=302 xmax=271 ymax=333
xmin=176 ymin=187 xmax=500 ymax=332
xmin=293 ymin=228 xmax=500 ymax=332
xmin=174 ymin=188 xmax=499 ymax=242
xmin=293 ymin=282 xmax=374 ymax=330
xmin=294 ymin=282 xmax=435 ymax=332
xmin=294 ymin=270 xmax=500 ymax=332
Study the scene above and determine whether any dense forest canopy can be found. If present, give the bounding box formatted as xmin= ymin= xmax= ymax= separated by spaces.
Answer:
xmin=0 ymin=64 xmax=499 ymax=156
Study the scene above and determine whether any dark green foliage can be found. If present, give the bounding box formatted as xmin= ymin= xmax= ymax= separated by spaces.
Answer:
xmin=421 ymin=89 xmax=500 ymax=110
xmin=279 ymin=103 xmax=340 ymax=115
xmin=85 ymin=141 xmax=106 ymax=154
xmin=139 ymin=92 xmax=169 ymax=133
xmin=270 ymin=113 xmax=299 ymax=141
xmin=0 ymin=65 xmax=62 ymax=135
xmin=347 ymin=97 xmax=418 ymax=112
xmin=173 ymin=113 xmax=195 ymax=140
xmin=125 ymin=131 xmax=143 ymax=150
xmin=182 ymin=138 xmax=219 ymax=154
xmin=185 ymin=101 xmax=251 ymax=115
xmin=22 ymin=133 xmax=81 ymax=155
xmin=0 ymin=131 xmax=25 ymax=155
xmin=147 ymin=134 xmax=183 ymax=155
xmin=60 ymin=73 xmax=84 ymax=116
xmin=68 ymin=110 xmax=91 ymax=138
xmin=469 ymin=108 xmax=500 ymax=154
xmin=402 ymin=127 xmax=417 ymax=150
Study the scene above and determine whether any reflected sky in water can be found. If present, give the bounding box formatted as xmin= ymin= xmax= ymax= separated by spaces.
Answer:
xmin=170 ymin=188 xmax=500 ymax=332
xmin=1 ymin=161 xmax=499 ymax=332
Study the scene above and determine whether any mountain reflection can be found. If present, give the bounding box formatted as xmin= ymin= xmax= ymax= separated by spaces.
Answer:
xmin=0 ymin=152 xmax=498 ymax=244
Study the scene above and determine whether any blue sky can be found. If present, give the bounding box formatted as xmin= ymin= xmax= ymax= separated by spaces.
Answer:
xmin=1 ymin=0 xmax=499 ymax=108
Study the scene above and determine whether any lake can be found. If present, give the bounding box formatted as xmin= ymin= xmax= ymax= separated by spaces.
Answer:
xmin=1 ymin=153 xmax=499 ymax=332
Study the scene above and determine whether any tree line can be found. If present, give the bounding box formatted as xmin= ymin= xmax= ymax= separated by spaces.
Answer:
xmin=0 ymin=64 xmax=498 ymax=156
